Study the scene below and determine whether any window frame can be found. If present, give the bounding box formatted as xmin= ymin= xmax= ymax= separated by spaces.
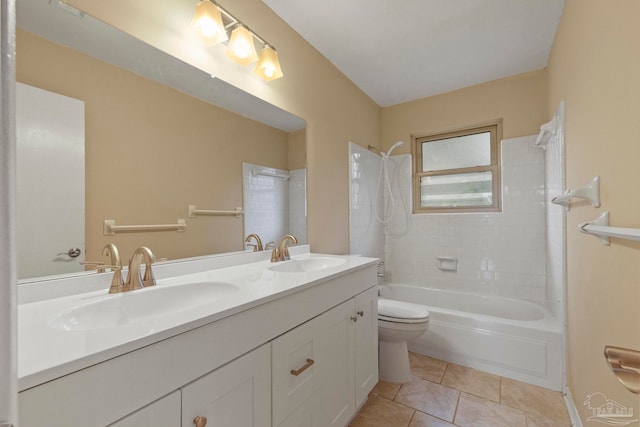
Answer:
xmin=412 ymin=120 xmax=502 ymax=214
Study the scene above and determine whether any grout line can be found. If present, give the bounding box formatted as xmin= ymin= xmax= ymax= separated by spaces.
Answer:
xmin=406 ymin=409 xmax=416 ymax=427
xmin=451 ymin=390 xmax=462 ymax=426
xmin=392 ymin=382 xmax=402 ymax=401
xmin=440 ymin=361 xmax=450 ymax=384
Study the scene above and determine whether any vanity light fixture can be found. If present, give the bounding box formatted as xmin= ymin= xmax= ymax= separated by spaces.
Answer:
xmin=190 ymin=0 xmax=228 ymax=46
xmin=253 ymin=44 xmax=284 ymax=81
xmin=190 ymin=0 xmax=284 ymax=81
xmin=225 ymin=24 xmax=259 ymax=65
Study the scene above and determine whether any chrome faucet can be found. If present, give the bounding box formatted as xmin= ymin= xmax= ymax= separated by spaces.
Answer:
xmin=271 ymin=234 xmax=298 ymax=262
xmin=245 ymin=233 xmax=263 ymax=252
xmin=122 ymin=246 xmax=157 ymax=292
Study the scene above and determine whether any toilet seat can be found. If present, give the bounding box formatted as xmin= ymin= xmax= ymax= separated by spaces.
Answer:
xmin=378 ymin=298 xmax=429 ymax=324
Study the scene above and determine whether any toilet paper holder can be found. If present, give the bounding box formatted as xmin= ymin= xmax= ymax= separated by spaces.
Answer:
xmin=604 ymin=345 xmax=640 ymax=394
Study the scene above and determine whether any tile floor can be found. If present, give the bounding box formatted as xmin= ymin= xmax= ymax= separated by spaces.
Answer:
xmin=350 ymin=352 xmax=571 ymax=427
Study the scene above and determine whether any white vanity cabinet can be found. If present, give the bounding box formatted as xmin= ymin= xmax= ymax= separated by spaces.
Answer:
xmin=18 ymin=256 xmax=378 ymax=427
xmin=273 ymin=287 xmax=378 ymax=427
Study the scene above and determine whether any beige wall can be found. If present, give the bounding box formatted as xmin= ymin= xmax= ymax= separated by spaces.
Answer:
xmin=17 ymin=29 xmax=291 ymax=263
xmin=547 ymin=0 xmax=640 ymax=421
xmin=381 ymin=70 xmax=548 ymax=154
xmin=67 ymin=0 xmax=381 ymax=255
xmin=288 ymin=129 xmax=306 ymax=170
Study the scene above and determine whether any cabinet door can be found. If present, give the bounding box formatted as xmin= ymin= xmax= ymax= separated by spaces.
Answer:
xmin=276 ymin=397 xmax=317 ymax=427
xmin=181 ymin=343 xmax=271 ymax=427
xmin=109 ymin=391 xmax=181 ymax=427
xmin=354 ymin=287 xmax=379 ymax=407
xmin=314 ymin=299 xmax=356 ymax=427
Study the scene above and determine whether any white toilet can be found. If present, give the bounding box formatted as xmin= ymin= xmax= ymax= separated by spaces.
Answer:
xmin=377 ymin=298 xmax=430 ymax=383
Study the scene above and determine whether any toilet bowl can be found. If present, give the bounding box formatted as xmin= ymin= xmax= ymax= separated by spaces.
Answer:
xmin=378 ymin=298 xmax=430 ymax=383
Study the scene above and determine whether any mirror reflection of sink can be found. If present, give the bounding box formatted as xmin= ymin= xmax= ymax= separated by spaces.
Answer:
xmin=268 ymin=257 xmax=346 ymax=273
xmin=48 ymin=282 xmax=239 ymax=331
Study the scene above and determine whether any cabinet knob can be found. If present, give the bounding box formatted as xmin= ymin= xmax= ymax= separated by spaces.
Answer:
xmin=351 ymin=316 xmax=358 ymax=322
xmin=357 ymin=310 xmax=364 ymax=317
xmin=194 ymin=416 xmax=207 ymax=427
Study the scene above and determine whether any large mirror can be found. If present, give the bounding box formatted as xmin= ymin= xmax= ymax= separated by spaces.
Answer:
xmin=16 ymin=0 xmax=307 ymax=281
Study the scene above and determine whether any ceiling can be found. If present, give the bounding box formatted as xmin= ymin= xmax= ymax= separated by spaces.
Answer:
xmin=263 ymin=0 xmax=565 ymax=107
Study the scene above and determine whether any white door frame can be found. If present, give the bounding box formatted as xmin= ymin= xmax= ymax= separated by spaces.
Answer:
xmin=0 ymin=0 xmax=17 ymax=425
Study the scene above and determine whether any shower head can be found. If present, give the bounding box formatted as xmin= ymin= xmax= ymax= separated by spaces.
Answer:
xmin=382 ymin=141 xmax=405 ymax=158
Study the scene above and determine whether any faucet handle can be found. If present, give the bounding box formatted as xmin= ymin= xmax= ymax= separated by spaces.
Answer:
xmin=107 ymin=265 xmax=125 ymax=294
xmin=125 ymin=256 xmax=145 ymax=291
xmin=80 ymin=261 xmax=106 ymax=273
xmin=271 ymin=247 xmax=279 ymax=263
xmin=142 ymin=261 xmax=156 ymax=287
xmin=135 ymin=246 xmax=157 ymax=287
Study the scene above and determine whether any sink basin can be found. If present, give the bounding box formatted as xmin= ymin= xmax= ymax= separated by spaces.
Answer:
xmin=268 ymin=257 xmax=346 ymax=273
xmin=48 ymin=282 xmax=238 ymax=331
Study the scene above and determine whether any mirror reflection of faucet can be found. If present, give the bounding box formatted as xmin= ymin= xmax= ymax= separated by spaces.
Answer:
xmin=245 ymin=234 xmax=263 ymax=252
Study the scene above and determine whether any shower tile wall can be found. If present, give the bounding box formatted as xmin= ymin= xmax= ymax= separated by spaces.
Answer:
xmin=349 ymin=142 xmax=384 ymax=259
xmin=288 ymin=168 xmax=307 ymax=245
xmin=243 ymin=163 xmax=307 ymax=248
xmin=385 ymin=136 xmax=547 ymax=303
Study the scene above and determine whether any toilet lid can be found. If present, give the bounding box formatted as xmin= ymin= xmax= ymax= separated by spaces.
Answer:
xmin=378 ymin=298 xmax=429 ymax=322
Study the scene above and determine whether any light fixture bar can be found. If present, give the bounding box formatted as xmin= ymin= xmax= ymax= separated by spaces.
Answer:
xmin=192 ymin=1 xmax=283 ymax=80
xmin=214 ymin=2 xmax=270 ymax=48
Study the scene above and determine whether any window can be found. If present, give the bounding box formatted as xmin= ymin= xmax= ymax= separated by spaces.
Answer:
xmin=413 ymin=121 xmax=501 ymax=213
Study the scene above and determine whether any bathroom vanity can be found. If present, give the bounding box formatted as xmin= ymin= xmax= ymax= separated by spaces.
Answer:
xmin=17 ymin=247 xmax=378 ymax=426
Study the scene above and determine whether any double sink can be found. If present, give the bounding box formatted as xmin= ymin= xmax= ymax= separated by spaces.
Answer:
xmin=45 ymin=256 xmax=346 ymax=332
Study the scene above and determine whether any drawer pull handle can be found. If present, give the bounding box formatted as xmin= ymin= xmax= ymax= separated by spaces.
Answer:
xmin=194 ymin=416 xmax=207 ymax=427
xmin=290 ymin=358 xmax=315 ymax=376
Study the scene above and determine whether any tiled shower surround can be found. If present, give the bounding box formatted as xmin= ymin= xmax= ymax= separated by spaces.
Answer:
xmin=350 ymin=136 xmax=549 ymax=304
xmin=349 ymin=143 xmax=384 ymax=260
xmin=243 ymin=162 xmax=306 ymax=247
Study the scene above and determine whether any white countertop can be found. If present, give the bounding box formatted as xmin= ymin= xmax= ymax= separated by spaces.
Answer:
xmin=18 ymin=249 xmax=378 ymax=391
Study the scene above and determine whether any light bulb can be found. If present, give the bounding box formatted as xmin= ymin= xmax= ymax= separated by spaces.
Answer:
xmin=253 ymin=45 xmax=283 ymax=81
xmin=198 ymin=18 xmax=219 ymax=38
xmin=225 ymin=25 xmax=259 ymax=65
xmin=264 ymin=66 xmax=275 ymax=78
xmin=233 ymin=40 xmax=251 ymax=58
xmin=190 ymin=0 xmax=227 ymax=46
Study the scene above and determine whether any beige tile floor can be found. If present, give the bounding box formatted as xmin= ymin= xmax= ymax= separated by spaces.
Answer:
xmin=350 ymin=352 xmax=571 ymax=427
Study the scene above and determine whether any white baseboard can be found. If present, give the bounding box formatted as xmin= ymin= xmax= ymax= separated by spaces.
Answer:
xmin=564 ymin=387 xmax=584 ymax=427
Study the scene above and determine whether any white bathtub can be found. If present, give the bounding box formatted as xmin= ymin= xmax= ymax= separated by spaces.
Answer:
xmin=378 ymin=284 xmax=563 ymax=390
